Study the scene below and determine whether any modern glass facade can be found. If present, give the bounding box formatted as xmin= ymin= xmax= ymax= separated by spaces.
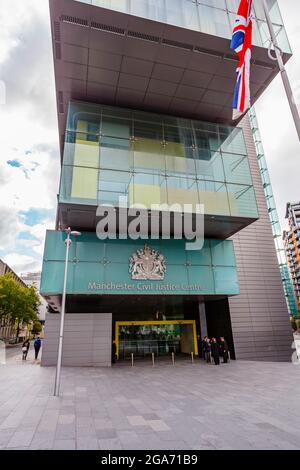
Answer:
xmin=41 ymin=232 xmax=239 ymax=296
xmin=76 ymin=0 xmax=291 ymax=53
xmin=60 ymin=102 xmax=258 ymax=219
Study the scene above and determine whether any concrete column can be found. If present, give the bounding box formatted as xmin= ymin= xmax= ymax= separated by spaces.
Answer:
xmin=199 ymin=302 xmax=207 ymax=338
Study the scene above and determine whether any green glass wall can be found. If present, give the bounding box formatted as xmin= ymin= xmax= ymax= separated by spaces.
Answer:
xmin=76 ymin=0 xmax=291 ymax=53
xmin=60 ymin=102 xmax=258 ymax=219
xmin=41 ymin=231 xmax=239 ymax=296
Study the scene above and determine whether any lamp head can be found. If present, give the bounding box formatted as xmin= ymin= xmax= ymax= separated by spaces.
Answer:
xmin=70 ymin=231 xmax=81 ymax=237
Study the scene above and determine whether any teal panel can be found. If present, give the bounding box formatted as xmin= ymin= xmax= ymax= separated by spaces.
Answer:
xmin=213 ymin=266 xmax=240 ymax=295
xmin=43 ymin=231 xmax=76 ymax=261
xmin=73 ymin=262 xmax=106 ymax=293
xmin=41 ymin=230 xmax=239 ymax=297
xmin=75 ymin=237 xmax=105 ymax=262
xmin=186 ymin=239 xmax=212 ymax=266
xmin=210 ymin=239 xmax=236 ymax=266
xmin=187 ymin=266 xmax=215 ymax=294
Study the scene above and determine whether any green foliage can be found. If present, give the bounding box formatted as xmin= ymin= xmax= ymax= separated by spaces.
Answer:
xmin=31 ymin=320 xmax=42 ymax=336
xmin=0 ymin=274 xmax=41 ymax=336
xmin=296 ymin=319 xmax=300 ymax=331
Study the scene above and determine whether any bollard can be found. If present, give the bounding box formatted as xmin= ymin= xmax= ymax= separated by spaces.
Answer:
xmin=152 ymin=352 xmax=155 ymax=367
xmin=131 ymin=353 xmax=134 ymax=367
xmin=171 ymin=352 xmax=175 ymax=366
xmin=191 ymin=352 xmax=194 ymax=364
xmin=228 ymin=351 xmax=231 ymax=363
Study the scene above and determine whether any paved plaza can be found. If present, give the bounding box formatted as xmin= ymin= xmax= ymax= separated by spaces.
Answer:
xmin=0 ymin=346 xmax=300 ymax=450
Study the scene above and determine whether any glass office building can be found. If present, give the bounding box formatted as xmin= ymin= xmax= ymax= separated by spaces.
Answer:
xmin=40 ymin=0 xmax=293 ymax=365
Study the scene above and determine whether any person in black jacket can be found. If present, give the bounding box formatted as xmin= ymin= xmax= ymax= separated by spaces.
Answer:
xmin=112 ymin=340 xmax=117 ymax=364
xmin=22 ymin=339 xmax=30 ymax=360
xmin=210 ymin=337 xmax=220 ymax=365
xmin=219 ymin=336 xmax=229 ymax=364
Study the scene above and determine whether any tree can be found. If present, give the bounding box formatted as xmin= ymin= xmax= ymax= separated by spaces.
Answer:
xmin=31 ymin=320 xmax=42 ymax=336
xmin=0 ymin=274 xmax=41 ymax=341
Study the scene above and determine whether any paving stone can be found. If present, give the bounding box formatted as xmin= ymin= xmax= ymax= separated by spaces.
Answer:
xmin=53 ymin=439 xmax=76 ymax=450
xmin=127 ymin=415 xmax=148 ymax=426
xmin=148 ymin=420 xmax=171 ymax=432
xmin=1 ymin=352 xmax=300 ymax=450
xmin=76 ymin=437 xmax=99 ymax=450
xmin=98 ymin=438 xmax=123 ymax=450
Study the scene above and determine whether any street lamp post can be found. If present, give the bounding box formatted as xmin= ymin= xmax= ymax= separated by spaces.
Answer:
xmin=54 ymin=227 xmax=81 ymax=397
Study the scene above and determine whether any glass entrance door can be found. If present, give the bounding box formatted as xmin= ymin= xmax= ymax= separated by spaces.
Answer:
xmin=115 ymin=320 xmax=198 ymax=360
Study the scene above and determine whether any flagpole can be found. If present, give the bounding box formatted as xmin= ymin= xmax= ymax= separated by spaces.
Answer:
xmin=262 ymin=0 xmax=300 ymax=141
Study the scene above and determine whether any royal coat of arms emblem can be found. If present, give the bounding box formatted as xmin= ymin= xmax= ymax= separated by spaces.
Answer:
xmin=129 ymin=245 xmax=166 ymax=280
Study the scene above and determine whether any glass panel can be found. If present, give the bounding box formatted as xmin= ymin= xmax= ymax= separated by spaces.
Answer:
xmin=195 ymin=151 xmax=224 ymax=182
xmin=197 ymin=180 xmax=230 ymax=216
xmin=227 ymin=184 xmax=258 ymax=217
xmin=222 ymin=153 xmax=252 ymax=185
xmin=130 ymin=172 xmax=166 ymax=208
xmin=225 ymin=0 xmax=239 ymax=12
xmin=98 ymin=169 xmax=131 ymax=205
xmin=133 ymin=118 xmax=164 ymax=174
xmin=60 ymin=165 xmax=98 ymax=203
xmin=101 ymin=114 xmax=132 ymax=139
xmin=67 ymin=102 xmax=101 ymax=133
xmin=201 ymin=0 xmax=227 ymax=8
xmin=219 ymin=127 xmax=247 ymax=154
xmin=100 ymin=136 xmax=133 ymax=171
xmin=165 ymin=0 xmax=199 ymax=31
xmin=198 ymin=4 xmax=231 ymax=38
xmin=194 ymin=128 xmax=220 ymax=155
xmin=131 ymin=0 xmax=165 ymax=21
xmin=93 ymin=0 xmax=128 ymax=13
xmin=166 ymin=175 xmax=199 ymax=209
xmin=63 ymin=139 xmax=100 ymax=168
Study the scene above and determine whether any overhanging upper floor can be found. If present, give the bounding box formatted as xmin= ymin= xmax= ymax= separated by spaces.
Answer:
xmin=49 ymin=0 xmax=292 ymax=153
xmin=57 ymin=101 xmax=259 ymax=238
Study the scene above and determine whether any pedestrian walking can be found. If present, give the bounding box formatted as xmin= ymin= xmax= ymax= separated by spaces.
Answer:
xmin=219 ymin=336 xmax=229 ymax=364
xmin=211 ymin=337 xmax=220 ymax=365
xmin=22 ymin=339 xmax=30 ymax=360
xmin=34 ymin=337 xmax=42 ymax=360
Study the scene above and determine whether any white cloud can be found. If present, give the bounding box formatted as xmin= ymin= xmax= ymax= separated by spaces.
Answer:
xmin=2 ymin=253 xmax=40 ymax=274
xmin=0 ymin=0 xmax=58 ymax=272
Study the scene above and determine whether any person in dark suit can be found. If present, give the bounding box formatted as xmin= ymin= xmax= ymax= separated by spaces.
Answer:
xmin=112 ymin=340 xmax=117 ymax=364
xmin=219 ymin=336 xmax=229 ymax=364
xmin=210 ymin=337 xmax=220 ymax=365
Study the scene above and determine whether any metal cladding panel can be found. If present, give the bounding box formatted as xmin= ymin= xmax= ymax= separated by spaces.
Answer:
xmin=229 ymin=116 xmax=293 ymax=362
xmin=41 ymin=313 xmax=112 ymax=366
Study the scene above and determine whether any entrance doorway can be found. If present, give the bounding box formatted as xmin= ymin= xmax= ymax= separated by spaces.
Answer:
xmin=115 ymin=320 xmax=198 ymax=360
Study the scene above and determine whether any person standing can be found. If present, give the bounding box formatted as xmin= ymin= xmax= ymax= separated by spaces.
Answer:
xmin=202 ymin=336 xmax=208 ymax=361
xmin=211 ymin=337 xmax=220 ymax=365
xmin=205 ymin=337 xmax=211 ymax=364
xmin=22 ymin=339 xmax=30 ymax=361
xmin=219 ymin=337 xmax=229 ymax=364
xmin=112 ymin=340 xmax=117 ymax=364
xmin=34 ymin=337 xmax=42 ymax=360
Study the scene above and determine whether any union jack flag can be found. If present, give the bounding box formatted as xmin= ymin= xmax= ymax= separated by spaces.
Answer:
xmin=230 ymin=0 xmax=253 ymax=120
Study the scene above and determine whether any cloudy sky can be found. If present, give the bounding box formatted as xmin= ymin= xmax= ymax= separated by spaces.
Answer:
xmin=0 ymin=0 xmax=299 ymax=274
